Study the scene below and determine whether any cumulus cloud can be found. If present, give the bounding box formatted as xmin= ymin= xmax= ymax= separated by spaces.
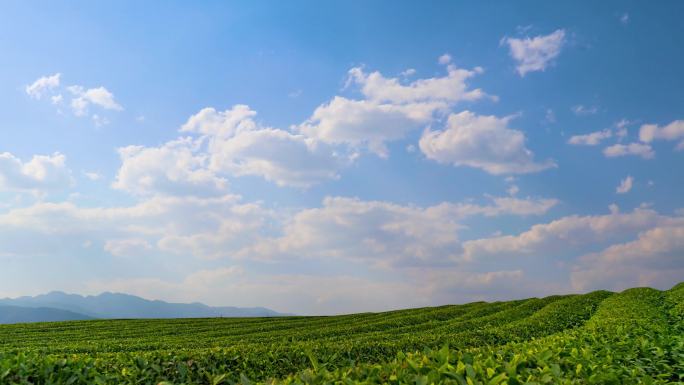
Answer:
xmin=298 ymin=61 xmax=491 ymax=157
xmin=0 ymin=152 xmax=73 ymax=193
xmin=615 ymin=119 xmax=630 ymax=139
xmin=462 ymin=206 xmax=670 ymax=261
xmin=571 ymin=223 xmax=684 ymax=292
xmin=209 ymin=129 xmax=344 ymax=187
xmin=247 ymin=195 xmax=557 ymax=267
xmin=503 ymin=29 xmax=566 ymax=76
xmin=83 ymin=171 xmax=102 ymax=181
xmin=419 ymin=111 xmax=556 ymax=174
xmin=400 ymin=68 xmax=416 ymax=77
xmin=113 ymin=137 xmax=228 ymax=196
xmin=180 ymin=104 xmax=258 ymax=137
xmin=616 ymin=175 xmax=634 ymax=194
xmin=639 ymin=120 xmax=684 ymax=150
xmin=568 ymin=129 xmax=612 ymax=146
xmin=111 ymin=104 xmax=345 ymax=192
xmin=346 ymin=65 xmax=490 ymax=105
xmin=507 ymin=185 xmax=520 ymax=196
xmin=67 ymin=85 xmax=123 ymax=116
xmin=298 ymin=97 xmax=438 ymax=157
xmin=25 ymin=73 xmax=61 ymax=99
xmin=0 ymin=194 xmax=271 ymax=261
xmin=116 ymin=60 xmax=495 ymax=189
xmin=25 ymin=74 xmax=123 ymax=121
xmin=455 ymin=196 xmax=558 ymax=217
xmin=603 ymin=142 xmax=655 ymax=159
xmin=181 ymin=105 xmax=345 ymax=187
xmin=0 ymin=191 xmax=556 ymax=269
xmin=51 ymin=94 xmax=63 ymax=105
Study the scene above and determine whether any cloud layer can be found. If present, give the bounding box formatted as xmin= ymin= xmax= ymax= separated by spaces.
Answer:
xmin=0 ymin=152 xmax=73 ymax=194
xmin=504 ymin=29 xmax=566 ymax=76
xmin=419 ymin=111 xmax=556 ymax=174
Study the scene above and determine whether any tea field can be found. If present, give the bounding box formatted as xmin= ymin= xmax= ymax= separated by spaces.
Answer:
xmin=0 ymin=282 xmax=682 ymax=384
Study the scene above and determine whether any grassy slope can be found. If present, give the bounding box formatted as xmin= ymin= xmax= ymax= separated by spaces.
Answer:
xmin=0 ymin=283 xmax=681 ymax=384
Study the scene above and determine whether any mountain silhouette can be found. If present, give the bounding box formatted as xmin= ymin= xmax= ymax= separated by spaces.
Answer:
xmin=0 ymin=305 xmax=92 ymax=324
xmin=0 ymin=291 xmax=288 ymax=323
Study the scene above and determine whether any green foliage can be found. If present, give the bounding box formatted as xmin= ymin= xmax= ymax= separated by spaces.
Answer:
xmin=0 ymin=283 xmax=682 ymax=384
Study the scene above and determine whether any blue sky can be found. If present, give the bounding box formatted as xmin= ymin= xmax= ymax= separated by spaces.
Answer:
xmin=1 ymin=1 xmax=683 ymax=314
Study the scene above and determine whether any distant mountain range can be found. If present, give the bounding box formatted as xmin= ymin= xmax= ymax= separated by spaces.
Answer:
xmin=0 ymin=305 xmax=94 ymax=324
xmin=0 ymin=291 xmax=288 ymax=324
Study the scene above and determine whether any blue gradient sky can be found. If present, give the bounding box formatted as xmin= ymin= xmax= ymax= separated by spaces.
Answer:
xmin=1 ymin=1 xmax=683 ymax=314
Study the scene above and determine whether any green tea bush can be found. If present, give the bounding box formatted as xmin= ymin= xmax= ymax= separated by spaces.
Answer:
xmin=0 ymin=283 xmax=681 ymax=384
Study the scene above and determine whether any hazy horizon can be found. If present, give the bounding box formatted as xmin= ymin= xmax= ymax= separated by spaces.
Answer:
xmin=1 ymin=1 xmax=683 ymax=315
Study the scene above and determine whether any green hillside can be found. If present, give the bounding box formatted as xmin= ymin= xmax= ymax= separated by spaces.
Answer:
xmin=0 ymin=283 xmax=682 ymax=384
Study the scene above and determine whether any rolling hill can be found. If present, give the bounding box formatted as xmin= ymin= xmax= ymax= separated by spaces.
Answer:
xmin=0 ymin=282 xmax=681 ymax=384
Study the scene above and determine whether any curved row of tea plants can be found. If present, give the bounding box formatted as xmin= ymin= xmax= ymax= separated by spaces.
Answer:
xmin=273 ymin=285 xmax=684 ymax=385
xmin=0 ymin=283 xmax=681 ymax=384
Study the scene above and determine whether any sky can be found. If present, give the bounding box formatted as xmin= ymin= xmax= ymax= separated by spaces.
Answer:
xmin=1 ymin=1 xmax=683 ymax=315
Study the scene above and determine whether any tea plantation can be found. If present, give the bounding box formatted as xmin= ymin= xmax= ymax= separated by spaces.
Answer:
xmin=0 ymin=283 xmax=682 ymax=384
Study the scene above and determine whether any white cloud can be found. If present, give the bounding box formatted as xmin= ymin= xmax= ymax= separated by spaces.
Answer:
xmin=438 ymin=53 xmax=452 ymax=65
xmin=639 ymin=120 xmax=684 ymax=150
xmin=616 ymin=176 xmax=634 ymax=194
xmin=568 ymin=129 xmax=612 ymax=146
xmin=603 ymin=142 xmax=655 ymax=159
xmin=615 ymin=119 xmax=630 ymax=139
xmin=346 ymin=65 xmax=489 ymax=105
xmin=113 ymin=137 xmax=228 ymax=196
xmin=419 ymin=110 xmax=556 ymax=174
xmin=0 ymin=192 xmax=553 ymax=268
xmin=68 ymin=85 xmax=123 ymax=116
xmin=0 ymin=152 xmax=73 ymax=193
xmin=181 ymin=105 xmax=257 ymax=137
xmin=298 ymin=97 xmax=438 ymax=157
xmin=462 ymin=206 xmax=670 ymax=261
xmin=182 ymin=105 xmax=344 ymax=187
xmin=92 ymin=114 xmax=110 ymax=127
xmin=247 ymin=197 xmax=463 ymax=267
xmin=83 ymin=171 xmax=102 ymax=181
xmin=26 ymin=74 xmax=123 ymax=122
xmin=113 ymin=105 xmax=345 ymax=192
xmin=571 ymin=105 xmax=599 ymax=116
xmin=571 ymin=223 xmax=684 ymax=292
xmin=504 ymin=29 xmax=566 ymax=76
xmin=507 ymin=184 xmax=520 ymax=196
xmin=298 ymin=62 xmax=491 ymax=157
xmin=247 ymin=195 xmax=557 ymax=267
xmin=0 ymin=194 xmax=271 ymax=261
xmin=400 ymin=68 xmax=416 ymax=77
xmin=209 ymin=128 xmax=343 ymax=188
xmin=25 ymin=73 xmax=61 ymax=99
